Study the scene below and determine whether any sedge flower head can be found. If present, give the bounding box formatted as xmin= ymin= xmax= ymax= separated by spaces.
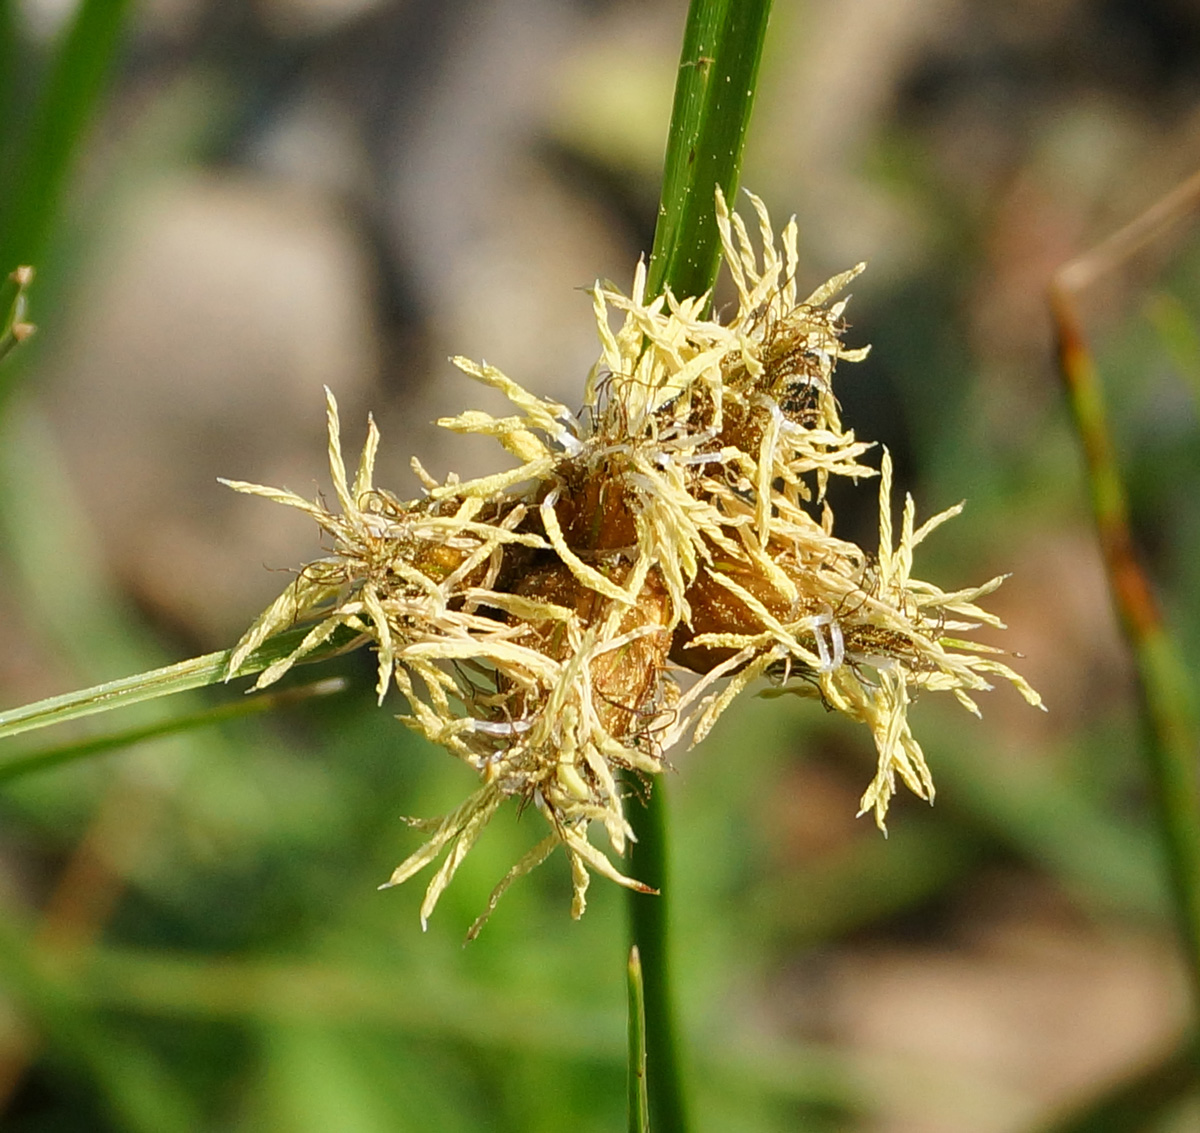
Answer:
xmin=225 ymin=188 xmax=1042 ymax=934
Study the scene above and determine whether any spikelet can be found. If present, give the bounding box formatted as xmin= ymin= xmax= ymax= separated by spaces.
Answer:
xmin=226 ymin=190 xmax=1042 ymax=932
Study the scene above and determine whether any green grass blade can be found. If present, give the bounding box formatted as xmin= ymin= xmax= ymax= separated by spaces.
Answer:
xmin=626 ymin=946 xmax=650 ymax=1133
xmin=0 ymin=0 xmax=133 ymax=265
xmin=0 ymin=625 xmax=360 ymax=742
xmin=646 ymin=0 xmax=772 ymax=304
xmin=0 ymin=678 xmax=345 ymax=782
xmin=0 ymin=0 xmax=134 ymax=400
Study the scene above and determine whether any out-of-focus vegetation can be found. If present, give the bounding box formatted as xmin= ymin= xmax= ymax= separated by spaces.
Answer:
xmin=2 ymin=0 xmax=1200 ymax=1129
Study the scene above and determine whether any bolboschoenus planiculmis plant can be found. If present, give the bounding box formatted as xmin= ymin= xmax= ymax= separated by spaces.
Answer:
xmin=221 ymin=187 xmax=1044 ymax=938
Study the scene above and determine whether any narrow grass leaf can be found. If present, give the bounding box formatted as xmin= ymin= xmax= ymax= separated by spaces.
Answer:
xmin=627 ymin=946 xmax=650 ymax=1133
xmin=0 ymin=678 xmax=344 ymax=781
xmin=0 ymin=625 xmax=358 ymax=742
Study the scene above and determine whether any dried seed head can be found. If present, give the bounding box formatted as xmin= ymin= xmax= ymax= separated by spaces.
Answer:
xmin=226 ymin=190 xmax=1042 ymax=933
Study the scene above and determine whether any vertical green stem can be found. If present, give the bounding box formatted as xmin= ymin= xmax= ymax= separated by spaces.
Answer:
xmin=628 ymin=2 xmax=772 ymax=1128
xmin=647 ymin=0 xmax=774 ymax=307
xmin=627 ymin=780 xmax=687 ymax=1132
xmin=1051 ymin=278 xmax=1200 ymax=1020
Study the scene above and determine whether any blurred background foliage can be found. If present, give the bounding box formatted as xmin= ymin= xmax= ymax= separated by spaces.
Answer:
xmin=2 ymin=0 xmax=1200 ymax=1129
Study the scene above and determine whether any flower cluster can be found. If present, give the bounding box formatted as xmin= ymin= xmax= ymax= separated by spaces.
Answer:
xmin=224 ymin=189 xmax=1042 ymax=934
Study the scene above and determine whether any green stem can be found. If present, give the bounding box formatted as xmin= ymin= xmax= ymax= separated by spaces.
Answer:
xmin=1051 ymin=276 xmax=1200 ymax=1020
xmin=628 ymin=1 xmax=772 ymax=1128
xmin=0 ymin=624 xmax=359 ymax=742
xmin=647 ymin=0 xmax=773 ymax=306
xmin=0 ymin=678 xmax=344 ymax=782
xmin=627 ymin=780 xmax=686 ymax=1132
